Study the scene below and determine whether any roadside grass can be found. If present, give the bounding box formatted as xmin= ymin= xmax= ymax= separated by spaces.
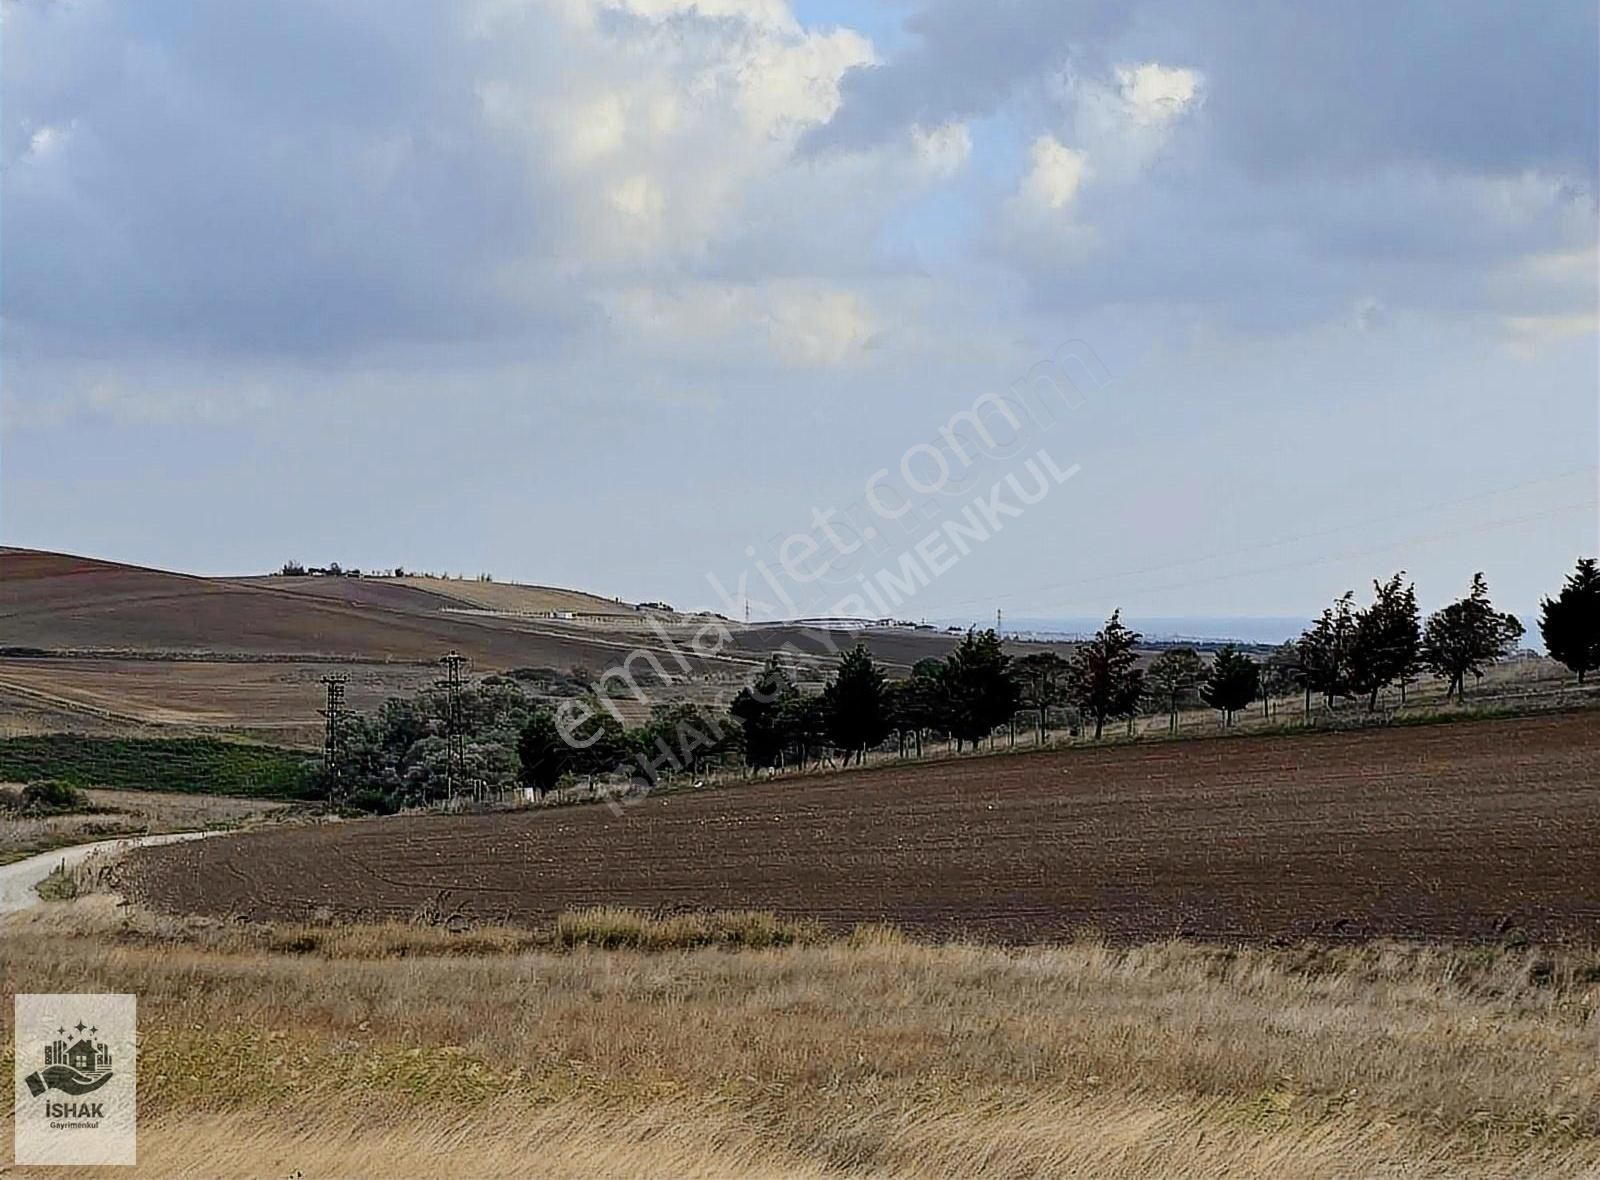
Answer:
xmin=2 ymin=898 xmax=1597 ymax=1178
xmin=0 ymin=787 xmax=290 ymax=865
xmin=31 ymin=863 xmax=83 ymax=901
xmin=554 ymin=905 xmax=828 ymax=950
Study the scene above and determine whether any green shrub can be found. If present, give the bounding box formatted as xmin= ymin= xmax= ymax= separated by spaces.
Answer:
xmin=21 ymin=779 xmax=91 ymax=814
xmin=344 ymin=788 xmax=400 ymax=815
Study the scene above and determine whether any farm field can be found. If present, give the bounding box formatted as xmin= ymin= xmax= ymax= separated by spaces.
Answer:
xmin=124 ymin=710 xmax=1600 ymax=943
xmin=0 ymin=550 xmax=984 ymax=738
xmin=0 ymin=656 xmax=441 ymax=743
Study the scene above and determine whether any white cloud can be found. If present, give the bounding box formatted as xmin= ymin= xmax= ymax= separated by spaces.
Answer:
xmin=1115 ymin=63 xmax=1200 ymax=125
xmin=1500 ymin=312 xmax=1598 ymax=357
xmin=603 ymin=279 xmax=880 ymax=368
xmin=765 ymin=284 xmax=879 ymax=366
xmin=469 ymin=0 xmax=876 ymax=274
xmin=911 ymin=121 xmax=972 ymax=177
xmin=26 ymin=123 xmax=68 ymax=157
xmin=1021 ymin=135 xmax=1089 ymax=210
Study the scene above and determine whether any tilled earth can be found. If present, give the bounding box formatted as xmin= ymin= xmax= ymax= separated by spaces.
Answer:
xmin=124 ymin=711 xmax=1600 ymax=943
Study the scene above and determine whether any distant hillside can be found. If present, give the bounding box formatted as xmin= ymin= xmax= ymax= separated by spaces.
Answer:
xmin=391 ymin=576 xmax=638 ymax=617
xmin=0 ymin=549 xmax=1019 ymax=740
xmin=0 ymin=549 xmax=683 ymax=669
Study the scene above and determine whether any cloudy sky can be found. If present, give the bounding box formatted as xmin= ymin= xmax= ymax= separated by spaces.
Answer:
xmin=4 ymin=0 xmax=1596 ymax=624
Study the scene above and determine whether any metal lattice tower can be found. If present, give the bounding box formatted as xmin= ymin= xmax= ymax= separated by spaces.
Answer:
xmin=440 ymin=651 xmax=468 ymax=802
xmin=319 ymin=674 xmax=348 ymax=801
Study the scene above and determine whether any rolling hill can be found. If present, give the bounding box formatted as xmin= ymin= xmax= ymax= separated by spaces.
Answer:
xmin=0 ymin=549 xmax=980 ymax=741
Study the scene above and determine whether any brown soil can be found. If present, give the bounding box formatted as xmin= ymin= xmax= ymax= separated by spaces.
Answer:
xmin=123 ymin=711 xmax=1600 ymax=943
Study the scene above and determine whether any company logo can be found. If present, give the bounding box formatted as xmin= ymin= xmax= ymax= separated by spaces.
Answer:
xmin=25 ymin=1019 xmax=115 ymax=1104
xmin=13 ymin=993 xmax=137 ymax=1166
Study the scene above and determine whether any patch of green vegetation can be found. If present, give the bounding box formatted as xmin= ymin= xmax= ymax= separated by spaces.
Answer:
xmin=0 ymin=736 xmax=319 ymax=799
xmin=0 ymin=779 xmax=93 ymax=815
xmin=34 ymin=864 xmax=82 ymax=901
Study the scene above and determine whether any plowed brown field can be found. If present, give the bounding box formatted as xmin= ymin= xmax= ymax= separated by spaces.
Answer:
xmin=124 ymin=711 xmax=1600 ymax=943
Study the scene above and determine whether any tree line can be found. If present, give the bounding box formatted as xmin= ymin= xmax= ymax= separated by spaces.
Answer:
xmin=323 ymin=559 xmax=1598 ymax=810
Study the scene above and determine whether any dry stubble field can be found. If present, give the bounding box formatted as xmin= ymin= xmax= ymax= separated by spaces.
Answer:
xmin=0 ymin=899 xmax=1596 ymax=1178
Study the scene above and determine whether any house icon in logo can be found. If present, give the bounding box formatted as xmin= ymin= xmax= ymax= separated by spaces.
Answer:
xmin=26 ymin=1021 xmax=114 ymax=1098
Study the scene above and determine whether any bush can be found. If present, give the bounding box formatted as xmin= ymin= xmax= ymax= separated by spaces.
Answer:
xmin=21 ymin=779 xmax=91 ymax=814
xmin=0 ymin=779 xmax=91 ymax=814
xmin=344 ymin=788 xmax=400 ymax=816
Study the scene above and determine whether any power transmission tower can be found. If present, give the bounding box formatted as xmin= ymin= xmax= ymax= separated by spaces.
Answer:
xmin=319 ymin=674 xmax=348 ymax=803
xmin=440 ymin=651 xmax=468 ymax=803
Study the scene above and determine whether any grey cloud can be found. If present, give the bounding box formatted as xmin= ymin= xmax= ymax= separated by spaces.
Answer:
xmin=808 ymin=0 xmax=1598 ymax=183
xmin=2 ymin=0 xmax=583 ymax=360
xmin=801 ymin=0 xmax=1130 ymax=155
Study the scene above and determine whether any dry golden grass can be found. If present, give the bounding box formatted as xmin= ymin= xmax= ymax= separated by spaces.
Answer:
xmin=3 ymin=899 xmax=1597 ymax=1177
xmin=0 ymin=788 xmax=287 ymax=864
xmin=392 ymin=575 xmax=631 ymax=616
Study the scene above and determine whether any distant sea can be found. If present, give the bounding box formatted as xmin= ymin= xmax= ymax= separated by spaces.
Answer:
xmin=939 ymin=616 xmax=1313 ymax=646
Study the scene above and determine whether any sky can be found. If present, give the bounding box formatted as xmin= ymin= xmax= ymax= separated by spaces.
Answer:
xmin=3 ymin=0 xmax=1597 ymax=625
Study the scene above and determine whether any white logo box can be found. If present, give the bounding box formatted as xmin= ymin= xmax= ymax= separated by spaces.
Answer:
xmin=13 ymin=993 xmax=137 ymax=1166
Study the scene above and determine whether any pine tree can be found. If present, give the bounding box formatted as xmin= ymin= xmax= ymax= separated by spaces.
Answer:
xmin=1066 ymin=611 xmax=1144 ymax=740
xmin=729 ymin=658 xmax=796 ymax=770
xmin=516 ymin=710 xmax=568 ymax=794
xmin=1422 ymin=573 xmax=1524 ymax=699
xmin=1348 ymin=572 xmax=1422 ymax=710
xmin=1539 ymin=557 xmax=1600 ymax=684
xmin=1146 ymin=647 xmax=1204 ymax=732
xmin=1015 ymin=650 xmax=1070 ymax=742
xmin=940 ymin=630 xmax=1019 ymax=750
xmin=1297 ymin=592 xmax=1358 ymax=708
xmin=1200 ymin=645 xmax=1260 ymax=726
xmin=822 ymin=644 xmax=890 ymax=764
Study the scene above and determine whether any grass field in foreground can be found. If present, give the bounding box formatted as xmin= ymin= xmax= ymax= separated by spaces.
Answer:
xmin=1 ymin=900 xmax=1595 ymax=1178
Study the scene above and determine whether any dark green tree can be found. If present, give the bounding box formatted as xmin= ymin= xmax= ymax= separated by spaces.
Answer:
xmin=1422 ymin=573 xmax=1524 ymax=699
xmin=939 ymin=630 xmax=1019 ymax=749
xmin=1540 ymin=557 xmax=1600 ymax=684
xmin=1261 ymin=642 xmax=1304 ymax=711
xmin=779 ymin=692 xmax=830 ymax=768
xmin=632 ymin=701 xmax=734 ymax=782
xmin=567 ymin=702 xmax=628 ymax=784
xmin=516 ymin=709 xmax=569 ymax=795
xmin=1014 ymin=650 xmax=1070 ymax=742
xmin=1348 ymin=573 xmax=1422 ymax=710
xmin=1066 ymin=611 xmax=1143 ymax=740
xmin=729 ymin=657 xmax=797 ymax=770
xmin=887 ymin=660 xmax=949 ymax=756
xmin=822 ymin=645 xmax=891 ymax=764
xmin=1146 ymin=647 xmax=1204 ymax=733
xmin=1297 ymin=592 xmax=1358 ymax=708
xmin=1200 ymin=645 xmax=1260 ymax=726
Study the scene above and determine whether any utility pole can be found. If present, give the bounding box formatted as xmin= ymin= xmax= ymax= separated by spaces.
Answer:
xmin=440 ymin=651 xmax=467 ymax=803
xmin=319 ymin=674 xmax=348 ymax=804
